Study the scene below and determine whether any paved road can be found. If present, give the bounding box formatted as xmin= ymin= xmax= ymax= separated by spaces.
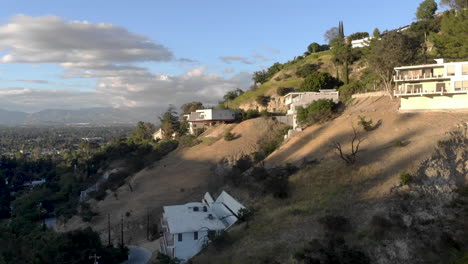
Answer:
xmin=122 ymin=246 xmax=152 ymax=264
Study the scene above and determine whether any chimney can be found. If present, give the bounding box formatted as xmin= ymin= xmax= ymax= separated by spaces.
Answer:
xmin=434 ymin=58 xmax=445 ymax=64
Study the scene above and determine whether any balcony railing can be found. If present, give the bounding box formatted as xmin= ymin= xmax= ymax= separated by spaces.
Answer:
xmin=160 ymin=218 xmax=174 ymax=248
xmin=394 ymin=73 xmax=448 ymax=82
xmin=394 ymin=87 xmax=468 ymax=97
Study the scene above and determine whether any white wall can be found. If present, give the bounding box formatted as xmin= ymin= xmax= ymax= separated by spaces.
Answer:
xmin=173 ymin=230 xmax=209 ymax=262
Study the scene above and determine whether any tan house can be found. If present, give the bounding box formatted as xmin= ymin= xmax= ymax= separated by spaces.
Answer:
xmin=394 ymin=59 xmax=468 ymax=111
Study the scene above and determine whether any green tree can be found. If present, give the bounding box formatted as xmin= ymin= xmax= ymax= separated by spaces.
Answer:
xmin=159 ymin=105 xmax=180 ymax=139
xmin=430 ymin=9 xmax=468 ymax=59
xmin=223 ymin=88 xmax=244 ymax=102
xmin=416 ymin=0 xmax=438 ymax=20
xmin=180 ymin=102 xmax=204 ymax=115
xmin=130 ymin=121 xmax=155 ymax=144
xmin=252 ymin=70 xmax=269 ymax=84
xmin=372 ymin=28 xmax=381 ymax=39
xmin=299 ymin=72 xmax=342 ymax=92
xmin=348 ymin=32 xmax=369 ymax=41
xmin=307 ymin=42 xmax=321 ymax=53
xmin=331 ymin=39 xmax=354 ymax=84
xmin=367 ymin=31 xmax=419 ymax=93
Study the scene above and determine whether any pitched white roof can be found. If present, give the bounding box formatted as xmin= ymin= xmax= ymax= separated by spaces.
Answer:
xmin=212 ymin=191 xmax=245 ymax=228
xmin=163 ymin=202 xmax=226 ymax=234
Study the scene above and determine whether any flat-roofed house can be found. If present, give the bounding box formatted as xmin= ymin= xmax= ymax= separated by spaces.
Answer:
xmin=184 ymin=109 xmax=237 ymax=135
xmin=160 ymin=191 xmax=245 ymax=262
xmin=394 ymin=59 xmax=468 ymax=111
xmin=283 ymin=89 xmax=339 ymax=130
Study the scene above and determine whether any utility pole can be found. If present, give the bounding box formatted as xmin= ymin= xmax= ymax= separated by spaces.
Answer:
xmin=120 ymin=216 xmax=124 ymax=249
xmin=89 ymin=254 xmax=101 ymax=264
xmin=107 ymin=214 xmax=111 ymax=247
xmin=146 ymin=208 xmax=150 ymax=241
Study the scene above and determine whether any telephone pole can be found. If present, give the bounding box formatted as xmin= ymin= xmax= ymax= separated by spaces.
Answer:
xmin=146 ymin=208 xmax=150 ymax=241
xmin=120 ymin=216 xmax=124 ymax=249
xmin=89 ymin=254 xmax=100 ymax=264
xmin=107 ymin=214 xmax=111 ymax=247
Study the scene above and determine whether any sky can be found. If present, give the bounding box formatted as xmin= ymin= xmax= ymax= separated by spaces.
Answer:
xmin=0 ymin=0 xmax=431 ymax=112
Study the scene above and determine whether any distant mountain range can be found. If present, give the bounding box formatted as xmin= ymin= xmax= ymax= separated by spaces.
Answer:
xmin=0 ymin=107 xmax=162 ymax=125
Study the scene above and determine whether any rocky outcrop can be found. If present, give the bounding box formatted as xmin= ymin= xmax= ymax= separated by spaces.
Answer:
xmin=370 ymin=124 xmax=468 ymax=264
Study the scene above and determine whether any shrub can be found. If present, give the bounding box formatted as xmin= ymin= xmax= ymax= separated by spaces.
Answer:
xmin=338 ymin=81 xmax=364 ymax=101
xmin=394 ymin=140 xmax=404 ymax=147
xmin=276 ymin=87 xmax=295 ymax=96
xmin=299 ymin=72 xmax=342 ymax=92
xmin=241 ymin=109 xmax=261 ymax=120
xmin=78 ymin=202 xmax=97 ymax=222
xmin=295 ymin=63 xmax=321 ymax=78
xmin=256 ymin=95 xmax=271 ymax=107
xmin=296 ymin=99 xmax=336 ymax=126
xmin=180 ymin=135 xmax=201 ymax=147
xmin=224 ymin=132 xmax=235 ymax=141
xmin=357 ymin=115 xmax=374 ymax=131
xmin=399 ymin=172 xmax=412 ymax=185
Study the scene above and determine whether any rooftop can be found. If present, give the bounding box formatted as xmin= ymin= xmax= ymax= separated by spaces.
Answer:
xmin=163 ymin=202 xmax=227 ymax=233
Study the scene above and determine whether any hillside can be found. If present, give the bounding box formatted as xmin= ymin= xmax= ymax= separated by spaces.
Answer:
xmin=225 ymin=49 xmax=367 ymax=113
xmin=58 ymin=118 xmax=287 ymax=249
xmin=226 ymin=50 xmax=336 ymax=112
xmin=192 ymin=95 xmax=468 ymax=264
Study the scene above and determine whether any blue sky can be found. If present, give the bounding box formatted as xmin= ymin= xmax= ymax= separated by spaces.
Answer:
xmin=0 ymin=0 xmax=433 ymax=111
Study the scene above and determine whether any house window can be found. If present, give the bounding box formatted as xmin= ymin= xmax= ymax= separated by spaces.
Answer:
xmin=436 ymin=83 xmax=446 ymax=92
xmin=193 ymin=207 xmax=199 ymax=212
xmin=178 ymin=233 xmax=183 ymax=242
xmin=463 ymin=81 xmax=468 ymax=90
xmin=194 ymin=232 xmax=198 ymax=240
xmin=447 ymin=65 xmax=455 ymax=76
xmin=454 ymin=81 xmax=462 ymax=91
xmin=462 ymin=64 xmax=468 ymax=75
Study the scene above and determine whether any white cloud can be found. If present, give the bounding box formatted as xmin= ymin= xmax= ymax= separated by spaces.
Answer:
xmin=0 ymin=15 xmax=253 ymax=112
xmin=219 ymin=56 xmax=254 ymax=65
xmin=0 ymin=15 xmax=173 ymax=64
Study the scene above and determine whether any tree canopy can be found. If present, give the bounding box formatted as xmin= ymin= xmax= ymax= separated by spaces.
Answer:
xmin=299 ymin=72 xmax=342 ymax=92
xmin=180 ymin=102 xmax=204 ymax=115
xmin=159 ymin=105 xmax=180 ymax=138
xmin=430 ymin=9 xmax=468 ymax=60
xmin=367 ymin=31 xmax=420 ymax=92
xmin=416 ymin=0 xmax=438 ymax=20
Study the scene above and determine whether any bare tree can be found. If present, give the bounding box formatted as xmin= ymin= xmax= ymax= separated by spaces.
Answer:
xmin=333 ymin=126 xmax=365 ymax=165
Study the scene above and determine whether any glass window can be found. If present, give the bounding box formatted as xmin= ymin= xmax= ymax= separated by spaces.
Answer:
xmin=178 ymin=233 xmax=182 ymax=242
xmin=462 ymin=64 xmax=468 ymax=75
xmin=447 ymin=65 xmax=455 ymax=76
xmin=194 ymin=232 xmax=198 ymax=240
xmin=454 ymin=81 xmax=462 ymax=91
xmin=463 ymin=81 xmax=468 ymax=90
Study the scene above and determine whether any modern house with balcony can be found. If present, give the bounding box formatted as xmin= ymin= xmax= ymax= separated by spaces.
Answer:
xmin=183 ymin=109 xmax=238 ymax=135
xmin=283 ymin=89 xmax=339 ymax=129
xmin=160 ymin=191 xmax=245 ymax=262
xmin=393 ymin=59 xmax=468 ymax=111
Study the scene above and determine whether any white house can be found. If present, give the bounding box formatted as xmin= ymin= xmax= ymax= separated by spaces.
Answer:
xmin=160 ymin=191 xmax=245 ymax=262
xmin=153 ymin=128 xmax=176 ymax=140
xmin=283 ymin=89 xmax=339 ymax=130
xmin=183 ymin=109 xmax=237 ymax=135
xmin=393 ymin=59 xmax=468 ymax=111
xmin=351 ymin=37 xmax=372 ymax=48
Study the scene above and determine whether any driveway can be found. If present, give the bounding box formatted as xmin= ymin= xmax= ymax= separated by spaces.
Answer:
xmin=122 ymin=246 xmax=152 ymax=264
